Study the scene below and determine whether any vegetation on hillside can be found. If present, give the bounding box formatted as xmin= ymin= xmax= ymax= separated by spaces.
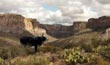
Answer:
xmin=0 ymin=36 xmax=110 ymax=65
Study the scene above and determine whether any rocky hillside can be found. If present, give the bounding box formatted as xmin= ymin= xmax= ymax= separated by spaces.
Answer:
xmin=49 ymin=16 xmax=110 ymax=47
xmin=49 ymin=29 xmax=110 ymax=47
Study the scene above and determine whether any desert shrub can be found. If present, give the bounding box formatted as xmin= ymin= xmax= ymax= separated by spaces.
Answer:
xmin=12 ymin=55 xmax=50 ymax=65
xmin=0 ymin=46 xmax=33 ymax=59
xmin=80 ymin=38 xmax=110 ymax=52
xmin=102 ymin=39 xmax=110 ymax=45
xmin=0 ymin=47 xmax=12 ymax=59
xmin=106 ymin=38 xmax=110 ymax=43
xmin=32 ymin=55 xmax=50 ymax=65
xmin=9 ymin=46 xmax=26 ymax=58
xmin=22 ymin=46 xmax=33 ymax=54
xmin=95 ymin=46 xmax=110 ymax=60
xmin=62 ymin=47 xmax=90 ymax=65
xmin=63 ymin=44 xmax=76 ymax=49
xmin=92 ymin=38 xmax=110 ymax=46
xmin=0 ymin=57 xmax=5 ymax=65
xmin=38 ymin=46 xmax=62 ymax=53
xmin=91 ymin=38 xmax=100 ymax=48
xmin=80 ymin=43 xmax=94 ymax=52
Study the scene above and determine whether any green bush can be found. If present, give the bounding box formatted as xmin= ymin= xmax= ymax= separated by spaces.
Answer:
xmin=0 ymin=57 xmax=4 ymax=65
xmin=62 ymin=47 xmax=90 ymax=65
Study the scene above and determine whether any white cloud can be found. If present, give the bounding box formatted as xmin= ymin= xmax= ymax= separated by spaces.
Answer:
xmin=0 ymin=0 xmax=110 ymax=25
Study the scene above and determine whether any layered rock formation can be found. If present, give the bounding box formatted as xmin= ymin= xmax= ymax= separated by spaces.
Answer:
xmin=41 ymin=22 xmax=87 ymax=38
xmin=24 ymin=18 xmax=34 ymax=31
xmin=72 ymin=22 xmax=87 ymax=33
xmin=87 ymin=16 xmax=110 ymax=30
xmin=0 ymin=14 xmax=46 ymax=38
xmin=24 ymin=18 xmax=46 ymax=36
xmin=0 ymin=14 xmax=27 ymax=37
xmin=41 ymin=24 xmax=73 ymax=38
xmin=1 ymin=14 xmax=109 ymax=40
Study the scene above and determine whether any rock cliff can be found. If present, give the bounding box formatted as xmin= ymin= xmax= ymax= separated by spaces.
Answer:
xmin=0 ymin=14 xmax=29 ymax=37
xmin=40 ymin=24 xmax=73 ymax=38
xmin=72 ymin=22 xmax=87 ymax=33
xmin=41 ymin=22 xmax=87 ymax=38
xmin=87 ymin=16 xmax=110 ymax=30
xmin=24 ymin=18 xmax=46 ymax=36
xmin=0 ymin=14 xmax=46 ymax=38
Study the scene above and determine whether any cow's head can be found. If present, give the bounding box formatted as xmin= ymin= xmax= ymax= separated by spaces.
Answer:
xmin=41 ymin=33 xmax=47 ymax=42
xmin=41 ymin=36 xmax=47 ymax=42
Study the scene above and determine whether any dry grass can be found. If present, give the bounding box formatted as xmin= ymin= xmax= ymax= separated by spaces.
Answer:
xmin=0 ymin=36 xmax=20 ymax=47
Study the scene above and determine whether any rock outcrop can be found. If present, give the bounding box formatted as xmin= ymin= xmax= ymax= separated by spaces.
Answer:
xmin=41 ymin=22 xmax=87 ymax=38
xmin=24 ymin=18 xmax=34 ymax=31
xmin=41 ymin=24 xmax=73 ymax=38
xmin=0 ymin=14 xmax=29 ymax=37
xmin=72 ymin=22 xmax=87 ymax=33
xmin=0 ymin=14 xmax=46 ymax=38
xmin=24 ymin=18 xmax=46 ymax=36
xmin=87 ymin=16 xmax=110 ymax=30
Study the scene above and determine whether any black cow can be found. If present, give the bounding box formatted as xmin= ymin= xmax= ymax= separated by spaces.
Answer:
xmin=20 ymin=35 xmax=47 ymax=53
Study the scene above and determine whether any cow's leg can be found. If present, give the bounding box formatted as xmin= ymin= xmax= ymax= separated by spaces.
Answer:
xmin=34 ymin=46 xmax=37 ymax=53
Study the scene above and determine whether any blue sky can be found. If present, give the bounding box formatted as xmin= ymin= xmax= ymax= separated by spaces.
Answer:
xmin=42 ymin=4 xmax=59 ymax=11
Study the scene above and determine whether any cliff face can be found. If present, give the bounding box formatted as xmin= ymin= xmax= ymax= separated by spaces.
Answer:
xmin=0 ymin=14 xmax=24 ymax=29
xmin=24 ymin=18 xmax=46 ymax=36
xmin=24 ymin=18 xmax=34 ymax=31
xmin=40 ymin=24 xmax=73 ymax=38
xmin=0 ymin=14 xmax=46 ymax=38
xmin=0 ymin=14 xmax=27 ymax=37
xmin=72 ymin=22 xmax=87 ymax=33
xmin=87 ymin=16 xmax=110 ymax=30
xmin=41 ymin=22 xmax=87 ymax=38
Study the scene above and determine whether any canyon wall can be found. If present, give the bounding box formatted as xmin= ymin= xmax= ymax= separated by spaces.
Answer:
xmin=41 ymin=24 xmax=73 ymax=38
xmin=72 ymin=21 xmax=87 ymax=33
xmin=0 ymin=14 xmax=46 ymax=38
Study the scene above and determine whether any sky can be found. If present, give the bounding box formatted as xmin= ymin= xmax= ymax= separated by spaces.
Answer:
xmin=0 ymin=0 xmax=110 ymax=25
